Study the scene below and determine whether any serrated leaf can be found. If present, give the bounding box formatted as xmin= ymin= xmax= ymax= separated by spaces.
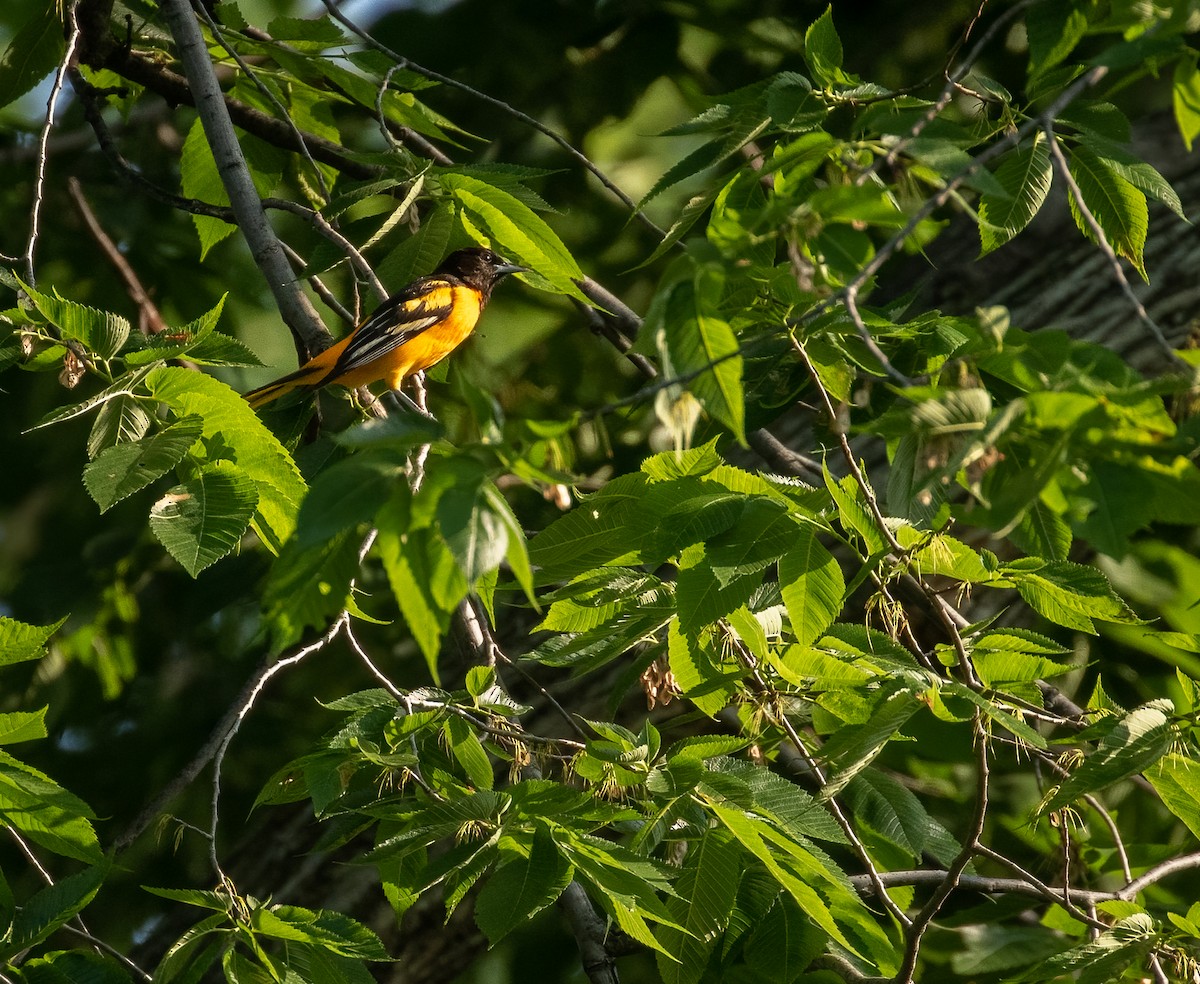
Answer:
xmin=1066 ymin=142 xmax=1149 ymax=280
xmin=528 ymin=472 xmax=651 ymax=579
xmin=5 ymin=864 xmax=106 ymax=961
xmin=0 ymin=708 xmax=48 ymax=746
xmin=25 ymin=367 xmax=154 ymax=433
xmin=709 ymin=803 xmax=856 ymax=954
xmin=978 ymin=136 xmax=1053 ymax=255
xmin=251 ymin=905 xmax=388 ymax=960
xmin=87 ymin=393 xmax=152 ymax=459
xmin=83 ymin=414 xmax=204 ymax=512
xmin=817 ymin=688 xmax=923 ymax=797
xmin=474 ymin=826 xmax=572 ymax=945
xmin=435 ymin=463 xmax=508 ymax=589
xmin=440 ymin=172 xmax=585 ymax=300
xmin=18 ymin=280 xmax=131 ymax=360
xmin=180 ymin=118 xmax=236 ymax=258
xmin=0 ymin=7 xmax=64 ymax=105
xmin=149 ymin=461 xmax=259 ymax=576
xmin=779 ymin=527 xmax=844 ymax=648
xmin=0 ymin=750 xmax=102 ymax=864
xmin=657 ymin=827 xmax=741 ymax=984
xmin=375 ymin=495 xmax=454 ymax=683
xmin=1147 ymin=752 xmax=1200 ymax=842
xmin=0 ymin=616 xmax=66 ymax=667
xmin=804 ymin=6 xmax=846 ymax=87
xmin=1004 ymin=559 xmax=1137 ymax=633
xmin=444 ymin=716 xmax=493 ymax=790
xmin=657 ymin=271 xmax=745 ymax=443
xmin=1012 ymin=914 xmax=1154 ymax=983
xmin=1026 ymin=2 xmax=1088 ymax=79
xmin=145 ymin=367 xmax=307 ymax=551
xmin=1042 ymin=700 xmax=1175 ymax=813
xmin=263 ymin=527 xmax=363 ymax=650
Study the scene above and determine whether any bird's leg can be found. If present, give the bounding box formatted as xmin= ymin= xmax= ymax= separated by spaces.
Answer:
xmin=384 ymin=387 xmax=435 ymax=418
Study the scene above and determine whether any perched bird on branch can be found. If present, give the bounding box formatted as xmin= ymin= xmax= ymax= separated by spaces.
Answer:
xmin=245 ymin=247 xmax=525 ymax=408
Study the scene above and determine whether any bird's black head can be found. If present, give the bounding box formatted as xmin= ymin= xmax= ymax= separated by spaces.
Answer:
xmin=437 ymin=248 xmax=526 ymax=296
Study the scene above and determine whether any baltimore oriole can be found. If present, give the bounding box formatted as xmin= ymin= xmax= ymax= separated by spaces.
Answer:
xmin=244 ymin=247 xmax=525 ymax=409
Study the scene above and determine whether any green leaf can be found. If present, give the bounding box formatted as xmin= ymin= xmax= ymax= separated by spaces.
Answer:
xmin=1075 ymin=135 xmax=1186 ymax=222
xmin=375 ymin=493 xmax=456 ymax=683
xmin=528 ymin=472 xmax=652 ymax=580
xmin=19 ymin=281 xmax=131 ymax=360
xmin=87 ymin=393 xmax=152 ymax=459
xmin=1003 ymin=559 xmax=1138 ymax=633
xmin=657 ymin=828 xmax=741 ymax=984
xmin=657 ymin=270 xmax=745 ymax=443
xmin=15 ymin=949 xmax=132 ymax=984
xmin=745 ymin=893 xmax=827 ymax=984
xmin=440 ymin=172 xmax=585 ymax=300
xmin=4 ymin=864 xmax=106 ymax=961
xmin=483 ymin=482 xmax=537 ymax=608
xmin=0 ymin=616 xmax=66 ymax=667
xmin=148 ymin=461 xmax=259 ymax=577
xmin=291 ymin=454 xmax=401 ymax=549
xmin=1147 ymin=752 xmax=1200 ymax=842
xmin=82 ymin=414 xmax=204 ymax=513
xmin=779 ymin=527 xmax=844 ymax=648
xmin=263 ymin=528 xmax=362 ymax=649
xmin=804 ymin=6 xmax=846 ymax=87
xmin=1012 ymin=914 xmax=1154 ymax=983
xmin=145 ymin=367 xmax=307 ymax=551
xmin=251 ymin=905 xmax=389 ymax=960
xmin=0 ymin=708 xmax=48 ymax=746
xmin=0 ymin=7 xmax=64 ymax=105
xmin=0 ymin=750 xmax=102 ymax=864
xmin=817 ymin=687 xmax=924 ymax=797
xmin=180 ymin=118 xmax=236 ymax=259
xmin=434 ymin=463 xmax=508 ymax=589
xmin=444 ymin=716 xmax=493 ymax=790
xmin=845 ymin=768 xmax=961 ymax=866
xmin=1042 ymin=700 xmax=1175 ymax=814
xmin=1065 ymin=142 xmax=1149 ymax=280
xmin=474 ymin=825 xmax=573 ymax=945
xmin=1173 ymin=52 xmax=1200 ymax=151
xmin=708 ymin=803 xmax=857 ymax=955
xmin=1026 ymin=2 xmax=1088 ymax=79
xmin=978 ymin=136 xmax=1053 ymax=255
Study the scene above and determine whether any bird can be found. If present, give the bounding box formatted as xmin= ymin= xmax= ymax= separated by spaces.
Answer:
xmin=244 ymin=247 xmax=526 ymax=409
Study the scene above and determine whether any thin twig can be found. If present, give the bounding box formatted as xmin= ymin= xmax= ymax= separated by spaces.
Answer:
xmin=208 ymin=612 xmax=350 ymax=877
xmin=892 ymin=714 xmax=989 ymax=983
xmin=724 ymin=639 xmax=913 ymax=929
xmin=317 ymin=0 xmax=663 ymax=240
xmin=26 ymin=1 xmax=84 ymax=286
xmin=60 ymin=923 xmax=153 ymax=982
xmin=1042 ymin=122 xmax=1182 ymax=365
xmin=193 ymin=1 xmax=330 ymax=200
xmin=973 ymin=842 xmax=1106 ymax=928
xmin=67 ymin=177 xmax=170 ymax=336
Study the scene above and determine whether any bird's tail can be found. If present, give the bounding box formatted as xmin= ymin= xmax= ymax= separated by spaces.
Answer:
xmin=243 ymin=368 xmax=319 ymax=409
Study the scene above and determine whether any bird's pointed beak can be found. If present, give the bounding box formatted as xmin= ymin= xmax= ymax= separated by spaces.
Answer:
xmin=494 ymin=259 xmax=528 ymax=277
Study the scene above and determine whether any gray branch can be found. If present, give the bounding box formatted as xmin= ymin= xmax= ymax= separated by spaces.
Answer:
xmin=158 ymin=0 xmax=329 ymax=355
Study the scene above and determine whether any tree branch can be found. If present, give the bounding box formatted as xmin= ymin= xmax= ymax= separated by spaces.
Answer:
xmin=158 ymin=0 xmax=329 ymax=356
